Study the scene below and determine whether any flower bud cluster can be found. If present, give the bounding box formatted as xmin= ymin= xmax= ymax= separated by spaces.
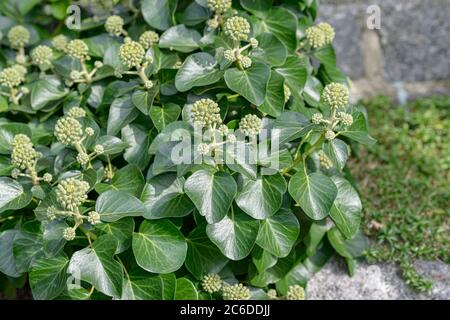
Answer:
xmin=31 ymin=45 xmax=53 ymax=70
xmin=322 ymin=83 xmax=349 ymax=109
xmin=286 ymin=285 xmax=305 ymax=300
xmin=105 ymin=15 xmax=126 ymax=37
xmin=318 ymin=150 xmax=333 ymax=170
xmin=224 ymin=17 xmax=250 ymax=41
xmin=201 ymin=273 xmax=222 ymax=293
xmin=117 ymin=40 xmax=154 ymax=90
xmin=305 ymin=22 xmax=335 ymax=49
xmin=207 ymin=0 xmax=232 ymax=14
xmin=139 ymin=31 xmax=159 ymax=49
xmin=239 ymin=114 xmax=262 ymax=137
xmin=222 ymin=283 xmax=250 ymax=300
xmin=191 ymin=98 xmax=222 ymax=128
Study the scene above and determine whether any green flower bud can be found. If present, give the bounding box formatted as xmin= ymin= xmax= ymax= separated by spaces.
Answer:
xmin=88 ymin=211 xmax=101 ymax=225
xmin=47 ymin=206 xmax=59 ymax=220
xmin=249 ymin=38 xmax=258 ymax=48
xmin=15 ymin=53 xmax=27 ymax=65
xmin=191 ymin=98 xmax=222 ymax=128
xmin=54 ymin=117 xmax=83 ymax=146
xmin=317 ymin=22 xmax=335 ymax=44
xmin=305 ymin=26 xmax=326 ymax=49
xmin=222 ymin=283 xmax=250 ymax=300
xmin=67 ymin=107 xmax=86 ymax=118
xmin=0 ymin=67 xmax=25 ymax=88
xmin=76 ymin=152 xmax=90 ymax=165
xmin=312 ymin=113 xmax=323 ymax=124
xmin=267 ymin=289 xmax=278 ymax=299
xmin=144 ymin=80 xmax=154 ymax=89
xmin=224 ymin=49 xmax=236 ymax=62
xmin=70 ymin=70 xmax=82 ymax=80
xmin=94 ymin=144 xmax=104 ymax=154
xmin=325 ymin=130 xmax=336 ymax=141
xmin=201 ymin=273 xmax=222 ymax=293
xmin=114 ymin=69 xmax=123 ymax=78
xmin=322 ymin=83 xmax=349 ymax=109
xmin=207 ymin=0 xmax=232 ymax=14
xmin=67 ymin=39 xmax=90 ymax=61
xmin=338 ymin=112 xmax=353 ymax=126
xmin=240 ymin=56 xmax=252 ymax=69
xmin=197 ymin=143 xmax=210 ymax=156
xmin=11 ymin=168 xmax=21 ymax=179
xmin=8 ymin=26 xmax=30 ymax=49
xmin=119 ymin=40 xmax=145 ymax=68
xmin=11 ymin=134 xmax=39 ymax=170
xmin=63 ymin=227 xmax=76 ymax=241
xmin=20 ymin=86 xmax=30 ymax=94
xmin=94 ymin=61 xmax=103 ymax=68
xmin=224 ymin=16 xmax=251 ymax=41
xmin=284 ymin=84 xmax=291 ymax=103
xmin=239 ymin=114 xmax=262 ymax=136
xmin=227 ymin=134 xmax=237 ymax=144
xmin=105 ymin=15 xmax=125 ymax=36
xmin=31 ymin=45 xmax=53 ymax=67
xmin=139 ymin=31 xmax=159 ymax=49
xmin=85 ymin=127 xmax=95 ymax=137
xmin=286 ymin=285 xmax=305 ymax=300
xmin=318 ymin=150 xmax=333 ymax=170
xmin=218 ymin=124 xmax=229 ymax=135
xmin=43 ymin=173 xmax=53 ymax=183
xmin=12 ymin=64 xmax=27 ymax=76
xmin=52 ymin=35 xmax=69 ymax=52
xmin=56 ymin=178 xmax=90 ymax=211
xmin=207 ymin=18 xmax=219 ymax=29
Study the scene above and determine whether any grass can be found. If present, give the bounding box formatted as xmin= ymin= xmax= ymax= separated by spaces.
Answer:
xmin=351 ymin=95 xmax=450 ymax=292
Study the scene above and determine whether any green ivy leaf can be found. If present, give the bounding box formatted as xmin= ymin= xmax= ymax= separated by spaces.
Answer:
xmin=241 ymin=0 xmax=273 ymax=17
xmin=159 ymin=25 xmax=201 ymax=53
xmin=0 ymin=177 xmax=30 ymax=213
xmin=121 ymin=273 xmax=176 ymax=300
xmin=174 ymin=278 xmax=198 ymax=300
xmin=29 ymin=255 xmax=69 ymax=300
xmin=329 ymin=177 xmax=362 ymax=239
xmin=235 ymin=173 xmax=287 ymax=219
xmin=185 ymin=224 xmax=228 ymax=279
xmin=251 ymin=33 xmax=287 ymax=67
xmin=271 ymin=111 xmax=312 ymax=144
xmin=340 ymin=111 xmax=377 ymax=145
xmin=96 ymin=190 xmax=146 ymax=222
xmin=141 ymin=173 xmax=194 ymax=219
xmin=121 ymin=124 xmax=152 ymax=170
xmin=107 ymin=94 xmax=139 ymax=136
xmin=288 ymin=170 xmax=337 ymax=220
xmin=96 ymin=135 xmax=129 ymax=155
xmin=0 ymin=123 xmax=31 ymax=154
xmin=0 ymin=230 xmax=20 ymax=277
xmin=132 ymin=87 xmax=159 ymax=115
xmin=149 ymin=103 xmax=181 ymax=132
xmin=206 ymin=208 xmax=260 ymax=260
xmin=224 ymin=62 xmax=270 ymax=106
xmin=142 ymin=0 xmax=178 ymax=31
xmin=68 ymin=235 xmax=123 ymax=298
xmin=258 ymin=71 xmax=285 ymax=117
xmin=132 ymin=219 xmax=187 ymax=273
xmin=95 ymin=164 xmax=144 ymax=197
xmin=184 ymin=170 xmax=237 ymax=224
xmin=30 ymin=76 xmax=69 ymax=110
xmin=251 ymin=246 xmax=277 ymax=274
xmin=275 ymin=55 xmax=308 ymax=101
xmin=95 ymin=218 xmax=135 ymax=254
xmin=323 ymin=139 xmax=349 ymax=171
xmin=175 ymin=52 xmax=224 ymax=92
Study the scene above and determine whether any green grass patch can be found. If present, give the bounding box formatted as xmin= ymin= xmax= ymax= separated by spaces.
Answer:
xmin=351 ymin=95 xmax=450 ymax=292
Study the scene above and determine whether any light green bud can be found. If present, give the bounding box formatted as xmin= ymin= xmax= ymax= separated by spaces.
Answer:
xmin=322 ymin=83 xmax=349 ymax=109
xmin=317 ymin=22 xmax=335 ymax=44
xmin=67 ymin=107 xmax=86 ymax=118
xmin=56 ymin=177 xmax=90 ymax=211
xmin=47 ymin=206 xmax=59 ymax=220
xmin=267 ymin=289 xmax=278 ymax=299
xmin=197 ymin=143 xmax=210 ymax=156
xmin=70 ymin=70 xmax=82 ymax=80
xmin=224 ymin=49 xmax=236 ymax=62
xmin=11 ymin=134 xmax=39 ymax=170
xmin=284 ymin=84 xmax=291 ymax=103
xmin=218 ymin=124 xmax=229 ymax=135
xmin=105 ymin=15 xmax=125 ymax=36
xmin=318 ymin=150 xmax=333 ymax=170
xmin=207 ymin=0 xmax=232 ymax=14
xmin=88 ymin=211 xmax=101 ymax=225
xmin=119 ymin=40 xmax=145 ymax=68
xmin=54 ymin=116 xmax=83 ymax=146
xmin=312 ymin=113 xmax=323 ymax=124
xmin=240 ymin=56 xmax=252 ymax=69
xmin=31 ymin=45 xmax=53 ymax=67
xmin=52 ymin=35 xmax=69 ymax=52
xmin=85 ymin=127 xmax=95 ymax=137
xmin=0 ymin=67 xmax=25 ymax=88
xmin=144 ymin=80 xmax=154 ymax=89
xmin=325 ymin=130 xmax=336 ymax=141
xmin=94 ymin=61 xmax=103 ymax=68
xmin=191 ymin=98 xmax=222 ymax=128
xmin=63 ymin=227 xmax=76 ymax=241
xmin=305 ymin=25 xmax=326 ymax=49
xmin=222 ymin=283 xmax=250 ymax=300
xmin=67 ymin=39 xmax=90 ymax=61
xmin=239 ymin=114 xmax=262 ymax=136
xmin=286 ymin=285 xmax=305 ymax=300
xmin=338 ymin=112 xmax=353 ymax=126
xmin=11 ymin=168 xmax=21 ymax=179
xmin=207 ymin=18 xmax=219 ymax=29
xmin=43 ymin=173 xmax=53 ymax=183
xmin=224 ymin=16 xmax=251 ymax=41
xmin=94 ymin=144 xmax=104 ymax=154
xmin=227 ymin=134 xmax=237 ymax=144
xmin=201 ymin=273 xmax=222 ymax=293
xmin=12 ymin=64 xmax=27 ymax=76
xmin=249 ymin=37 xmax=258 ymax=48
xmin=8 ymin=26 xmax=30 ymax=49
xmin=139 ymin=31 xmax=159 ymax=49
xmin=76 ymin=152 xmax=90 ymax=165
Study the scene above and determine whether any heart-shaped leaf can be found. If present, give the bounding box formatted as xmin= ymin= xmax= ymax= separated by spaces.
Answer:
xmin=96 ymin=190 xmax=145 ymax=222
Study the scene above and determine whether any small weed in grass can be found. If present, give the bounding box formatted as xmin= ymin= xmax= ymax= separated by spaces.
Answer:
xmin=351 ymin=95 xmax=450 ymax=292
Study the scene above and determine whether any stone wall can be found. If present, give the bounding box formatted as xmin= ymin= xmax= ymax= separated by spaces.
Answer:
xmin=318 ymin=0 xmax=450 ymax=102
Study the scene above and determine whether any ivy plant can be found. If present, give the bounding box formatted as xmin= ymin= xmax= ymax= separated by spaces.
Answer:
xmin=0 ymin=0 xmax=375 ymax=300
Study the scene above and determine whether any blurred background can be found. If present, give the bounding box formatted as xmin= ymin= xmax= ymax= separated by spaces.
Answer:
xmin=318 ymin=0 xmax=450 ymax=103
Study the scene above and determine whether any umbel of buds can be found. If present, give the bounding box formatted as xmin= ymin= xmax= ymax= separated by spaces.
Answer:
xmin=318 ymin=150 xmax=333 ymax=170
xmin=139 ymin=31 xmax=159 ymax=49
xmin=66 ymin=39 xmax=102 ymax=84
xmin=52 ymin=35 xmax=69 ymax=52
xmin=222 ymin=17 xmax=257 ymax=70
xmin=191 ymin=98 xmax=222 ymax=128
xmin=224 ymin=16 xmax=251 ymax=41
xmin=105 ymin=15 xmax=127 ymax=37
xmin=10 ymin=134 xmax=47 ymax=185
xmin=7 ymin=26 xmax=30 ymax=64
xmin=286 ymin=285 xmax=305 ymax=300
xmin=207 ymin=0 xmax=232 ymax=14
xmin=31 ymin=45 xmax=53 ymax=71
xmin=239 ymin=114 xmax=262 ymax=137
xmin=0 ymin=65 xmax=27 ymax=104
xmin=201 ymin=273 xmax=222 ymax=293
xmin=305 ymin=22 xmax=335 ymax=49
xmin=222 ymin=283 xmax=250 ymax=300
xmin=117 ymin=39 xmax=154 ymax=90
xmin=322 ymin=82 xmax=349 ymax=109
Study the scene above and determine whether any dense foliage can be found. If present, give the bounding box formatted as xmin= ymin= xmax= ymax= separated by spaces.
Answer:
xmin=0 ymin=0 xmax=375 ymax=300
xmin=355 ymin=96 xmax=450 ymax=292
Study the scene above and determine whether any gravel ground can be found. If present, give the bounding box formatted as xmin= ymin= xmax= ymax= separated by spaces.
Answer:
xmin=307 ymin=257 xmax=450 ymax=300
